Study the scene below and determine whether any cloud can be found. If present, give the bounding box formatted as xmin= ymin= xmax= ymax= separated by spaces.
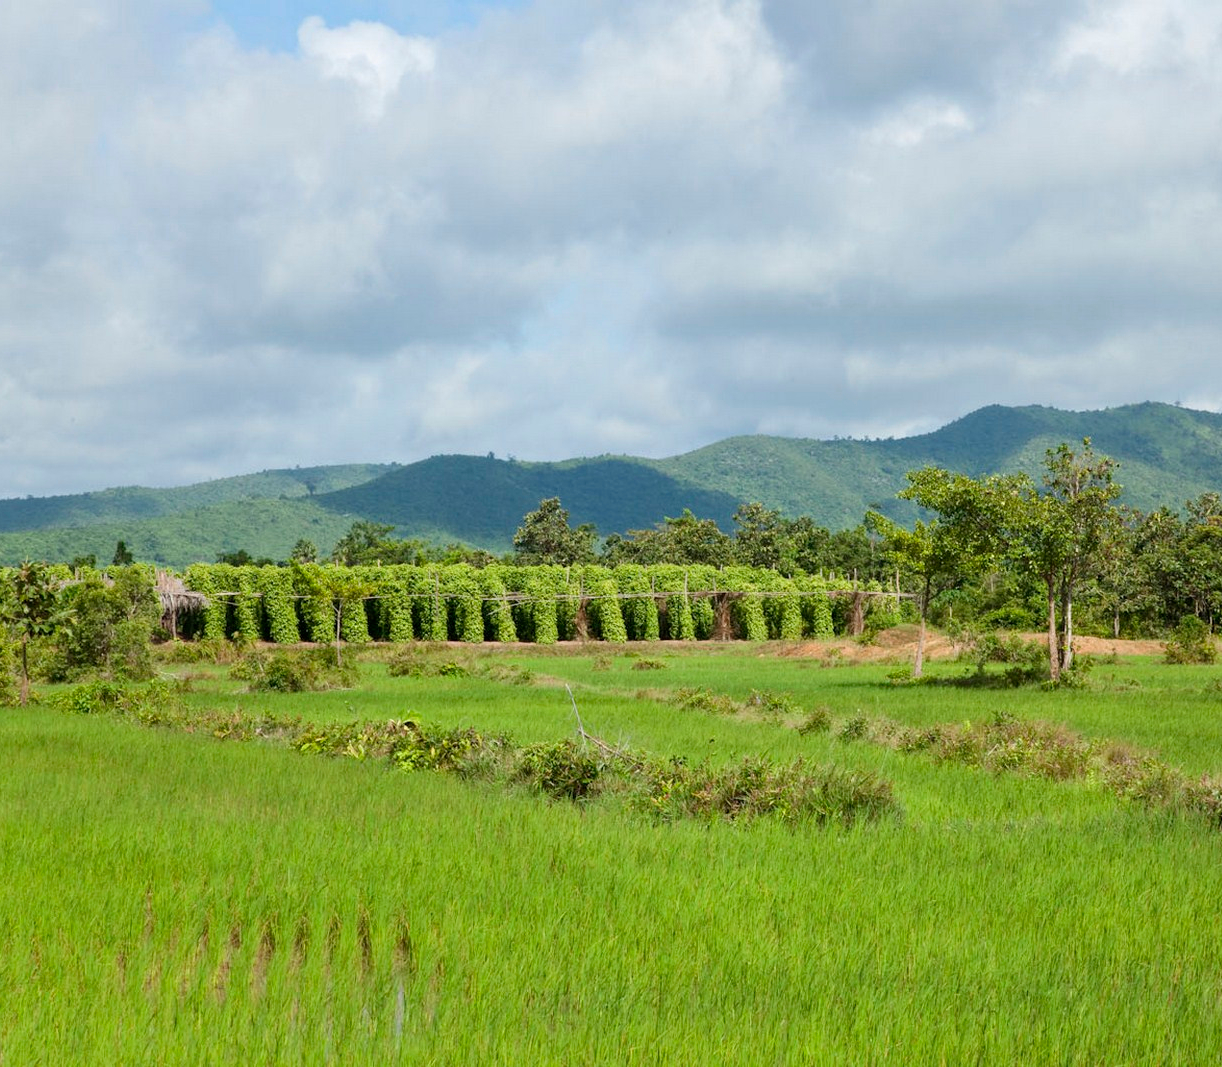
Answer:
xmin=0 ymin=0 xmax=1221 ymax=499
xmin=298 ymin=15 xmax=435 ymax=117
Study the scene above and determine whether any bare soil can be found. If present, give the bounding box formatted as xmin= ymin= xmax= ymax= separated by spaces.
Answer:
xmin=776 ymin=625 xmax=1165 ymax=665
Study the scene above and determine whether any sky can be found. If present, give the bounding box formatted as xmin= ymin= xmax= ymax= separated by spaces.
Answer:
xmin=3 ymin=0 xmax=1222 ymax=497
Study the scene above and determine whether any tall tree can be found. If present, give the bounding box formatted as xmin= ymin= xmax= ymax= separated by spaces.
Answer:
xmin=1027 ymin=440 xmax=1121 ymax=676
xmin=513 ymin=499 xmax=597 ymax=565
xmin=877 ymin=468 xmax=1010 ymax=677
xmin=603 ymin=509 xmax=733 ymax=566
xmin=732 ymin=503 xmax=788 ymax=570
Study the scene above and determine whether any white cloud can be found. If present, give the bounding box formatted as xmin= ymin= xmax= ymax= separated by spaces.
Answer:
xmin=298 ymin=15 xmax=435 ymax=117
xmin=1 ymin=0 xmax=1222 ymax=498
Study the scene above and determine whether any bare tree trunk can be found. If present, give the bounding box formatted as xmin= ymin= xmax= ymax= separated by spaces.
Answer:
xmin=914 ymin=604 xmax=927 ymax=679
xmin=1046 ymin=580 xmax=1060 ymax=683
xmin=1113 ymin=607 xmax=1120 ymax=640
xmin=1062 ymin=593 xmax=1074 ymax=672
xmin=849 ymin=592 xmax=865 ymax=636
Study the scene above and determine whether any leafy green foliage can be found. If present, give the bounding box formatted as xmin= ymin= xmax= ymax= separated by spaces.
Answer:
xmin=1164 ymin=616 xmax=1217 ymax=665
xmin=603 ymin=509 xmax=734 ymax=567
xmin=512 ymin=499 xmax=597 ymax=565
xmin=53 ymin=566 xmax=161 ymax=682
xmin=230 ymin=647 xmax=358 ymax=692
xmin=3 ymin=560 xmax=70 ymax=702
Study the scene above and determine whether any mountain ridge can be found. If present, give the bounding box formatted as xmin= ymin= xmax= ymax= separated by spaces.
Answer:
xmin=3 ymin=402 xmax=1220 ymax=567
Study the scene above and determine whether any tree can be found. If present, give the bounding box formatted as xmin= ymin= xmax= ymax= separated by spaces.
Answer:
xmin=292 ymin=563 xmax=373 ymax=664
xmin=904 ymin=441 xmax=1120 ymax=682
xmin=732 ymin=503 xmax=788 ymax=570
xmin=1019 ymin=440 xmax=1121 ymax=678
xmin=603 ymin=509 xmax=733 ymax=566
xmin=331 ymin=521 xmax=399 ymax=566
xmin=112 ymin=541 xmax=134 ymax=566
xmin=513 ymin=499 xmax=597 ymax=565
xmin=331 ymin=521 xmax=429 ymax=566
xmin=57 ymin=568 xmax=161 ymax=681
xmin=3 ymin=561 xmax=65 ymax=704
xmin=290 ymin=539 xmax=319 ymax=564
xmin=1175 ymin=495 xmax=1222 ymax=629
xmin=877 ymin=468 xmax=1010 ymax=677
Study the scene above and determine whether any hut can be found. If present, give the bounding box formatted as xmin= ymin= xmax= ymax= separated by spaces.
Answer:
xmin=156 ymin=571 xmax=208 ymax=639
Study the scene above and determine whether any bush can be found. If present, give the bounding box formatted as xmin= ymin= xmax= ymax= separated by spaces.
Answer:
xmin=53 ymin=569 xmax=161 ymax=681
xmin=796 ymin=706 xmax=832 ymax=735
xmin=516 ymin=740 xmax=603 ymax=801
xmin=231 ymin=647 xmax=358 ymax=692
xmin=0 ymin=636 xmax=16 ymax=706
xmin=49 ymin=678 xmax=183 ymax=723
xmin=673 ymin=686 xmax=739 ymax=716
xmin=1164 ymin=615 xmax=1217 ymax=665
xmin=955 ymin=629 xmax=1048 ymax=686
xmin=746 ymin=689 xmax=802 ymax=721
xmin=387 ymin=647 xmax=472 ymax=678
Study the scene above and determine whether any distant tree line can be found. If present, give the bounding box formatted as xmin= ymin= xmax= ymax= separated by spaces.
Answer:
xmin=6 ymin=436 xmax=1222 ymax=694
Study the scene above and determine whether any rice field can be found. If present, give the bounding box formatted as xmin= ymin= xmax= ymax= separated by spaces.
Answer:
xmin=4 ymin=641 xmax=1222 ymax=1063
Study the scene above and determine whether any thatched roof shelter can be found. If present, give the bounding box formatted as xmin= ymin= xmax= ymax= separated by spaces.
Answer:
xmin=157 ymin=571 xmax=208 ymax=638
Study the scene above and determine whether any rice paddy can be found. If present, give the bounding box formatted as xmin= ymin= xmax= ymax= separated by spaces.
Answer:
xmin=4 ymin=640 xmax=1222 ymax=1063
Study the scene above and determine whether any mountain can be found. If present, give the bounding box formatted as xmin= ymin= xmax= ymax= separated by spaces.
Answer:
xmin=2 ymin=402 xmax=1221 ymax=567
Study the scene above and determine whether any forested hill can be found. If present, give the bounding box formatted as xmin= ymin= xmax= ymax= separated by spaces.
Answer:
xmin=2 ymin=402 xmax=1221 ymax=567
xmin=651 ymin=402 xmax=1222 ymax=529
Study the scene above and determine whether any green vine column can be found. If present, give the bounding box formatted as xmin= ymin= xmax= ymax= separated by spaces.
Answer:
xmin=231 ymin=567 xmax=262 ymax=643
xmin=722 ymin=566 xmax=767 ymax=641
xmin=410 ymin=567 xmax=449 ymax=642
xmin=864 ymin=579 xmax=903 ymax=632
xmin=653 ymin=565 xmax=696 ymax=641
xmin=583 ymin=566 xmax=627 ymax=643
xmin=443 ymin=565 xmax=486 ymax=643
xmin=292 ymin=563 xmax=335 ymax=644
xmin=481 ymin=566 xmax=518 ymax=643
xmin=614 ymin=565 xmax=660 ymax=641
xmin=513 ymin=567 xmax=559 ymax=645
xmin=684 ymin=565 xmax=719 ymax=639
xmin=759 ymin=571 xmax=803 ymax=640
xmin=794 ymin=573 xmax=837 ymax=638
xmin=338 ymin=566 xmax=374 ymax=644
xmin=184 ymin=564 xmax=228 ymax=640
xmin=258 ymin=566 xmax=299 ymax=644
xmin=381 ymin=566 xmax=415 ymax=643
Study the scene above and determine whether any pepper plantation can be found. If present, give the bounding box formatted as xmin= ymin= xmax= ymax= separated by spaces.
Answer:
xmin=179 ymin=561 xmax=881 ymax=646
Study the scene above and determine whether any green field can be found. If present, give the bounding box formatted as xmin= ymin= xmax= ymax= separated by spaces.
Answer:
xmin=5 ymin=642 xmax=1222 ymax=1063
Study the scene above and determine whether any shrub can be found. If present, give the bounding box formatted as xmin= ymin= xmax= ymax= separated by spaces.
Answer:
xmin=387 ymin=647 xmax=472 ymax=678
xmin=49 ymin=678 xmax=183 ymax=723
xmin=640 ymin=756 xmax=897 ymax=826
xmin=1164 ymin=615 xmax=1217 ymax=665
xmin=796 ymin=706 xmax=832 ymax=735
xmin=746 ymin=689 xmax=802 ymax=721
xmin=231 ymin=647 xmax=358 ymax=692
xmin=0 ymin=636 xmax=17 ymax=706
xmin=53 ymin=568 xmax=161 ymax=681
xmin=838 ymin=716 xmax=868 ymax=742
xmin=516 ymin=740 xmax=603 ymax=801
xmin=673 ymin=686 xmax=739 ymax=716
